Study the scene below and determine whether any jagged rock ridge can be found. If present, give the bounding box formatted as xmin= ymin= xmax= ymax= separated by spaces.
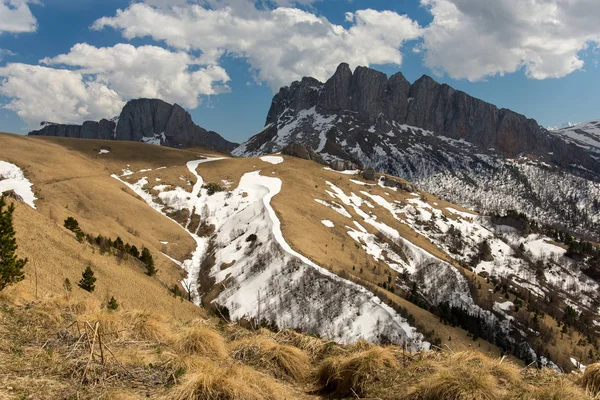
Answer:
xmin=29 ymin=99 xmax=238 ymax=152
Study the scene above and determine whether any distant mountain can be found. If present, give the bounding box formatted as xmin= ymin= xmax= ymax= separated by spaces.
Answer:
xmin=234 ymin=63 xmax=600 ymax=239
xmin=550 ymin=120 xmax=600 ymax=157
xmin=28 ymin=98 xmax=238 ymax=152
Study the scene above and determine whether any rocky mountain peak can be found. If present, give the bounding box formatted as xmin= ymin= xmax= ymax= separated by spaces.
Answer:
xmin=29 ymin=98 xmax=238 ymax=151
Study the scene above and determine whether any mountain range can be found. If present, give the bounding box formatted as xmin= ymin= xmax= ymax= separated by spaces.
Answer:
xmin=233 ymin=63 xmax=600 ymax=239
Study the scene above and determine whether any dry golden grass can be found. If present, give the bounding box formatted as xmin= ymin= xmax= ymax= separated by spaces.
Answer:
xmin=176 ymin=325 xmax=228 ymax=359
xmin=0 ymin=132 xmax=204 ymax=291
xmin=166 ymin=358 xmax=292 ymax=400
xmin=269 ymin=329 xmax=331 ymax=360
xmin=582 ymin=364 xmax=600 ymax=398
xmin=231 ymin=336 xmax=311 ymax=382
xmin=4 ymin=200 xmax=205 ymax=322
xmin=407 ymin=351 xmax=517 ymax=400
xmin=410 ymin=367 xmax=499 ymax=400
xmin=317 ymin=347 xmax=399 ymax=397
xmin=0 ymin=291 xmax=595 ymax=400
xmin=522 ymin=369 xmax=589 ymax=400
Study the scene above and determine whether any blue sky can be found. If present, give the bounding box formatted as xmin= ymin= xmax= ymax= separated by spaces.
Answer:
xmin=0 ymin=0 xmax=599 ymax=143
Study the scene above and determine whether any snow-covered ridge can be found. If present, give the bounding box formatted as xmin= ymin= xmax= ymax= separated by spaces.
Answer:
xmin=550 ymin=120 xmax=600 ymax=154
xmin=0 ymin=161 xmax=37 ymax=209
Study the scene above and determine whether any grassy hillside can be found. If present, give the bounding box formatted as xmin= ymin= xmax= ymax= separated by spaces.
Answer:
xmin=0 ymin=133 xmax=599 ymax=398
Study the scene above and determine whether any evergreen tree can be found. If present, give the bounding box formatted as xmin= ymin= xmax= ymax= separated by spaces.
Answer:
xmin=0 ymin=196 xmax=27 ymax=291
xmin=63 ymin=217 xmax=80 ymax=232
xmin=129 ymin=245 xmax=140 ymax=259
xmin=78 ymin=265 xmax=96 ymax=292
xmin=113 ymin=237 xmax=124 ymax=251
xmin=139 ymin=247 xmax=156 ymax=276
xmin=107 ymin=296 xmax=119 ymax=311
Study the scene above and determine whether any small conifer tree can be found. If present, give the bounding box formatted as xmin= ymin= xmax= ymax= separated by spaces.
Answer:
xmin=0 ymin=196 xmax=27 ymax=291
xmin=64 ymin=216 xmax=80 ymax=232
xmin=78 ymin=265 xmax=96 ymax=292
xmin=139 ymin=247 xmax=156 ymax=276
xmin=129 ymin=245 xmax=140 ymax=258
xmin=107 ymin=296 xmax=119 ymax=310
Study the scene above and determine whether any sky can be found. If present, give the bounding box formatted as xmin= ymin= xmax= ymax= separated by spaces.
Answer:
xmin=0 ymin=0 xmax=599 ymax=144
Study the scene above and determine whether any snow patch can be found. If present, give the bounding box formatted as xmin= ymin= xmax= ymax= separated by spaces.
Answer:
xmin=260 ymin=156 xmax=284 ymax=165
xmin=0 ymin=161 xmax=37 ymax=209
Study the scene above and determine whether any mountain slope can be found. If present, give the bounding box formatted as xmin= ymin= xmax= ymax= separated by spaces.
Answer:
xmin=28 ymin=98 xmax=238 ymax=152
xmin=233 ymin=63 xmax=600 ymax=239
xmin=2 ymin=133 xmax=600 ymax=374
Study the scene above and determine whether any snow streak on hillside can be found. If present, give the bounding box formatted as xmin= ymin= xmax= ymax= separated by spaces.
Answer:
xmin=112 ymin=160 xmax=426 ymax=348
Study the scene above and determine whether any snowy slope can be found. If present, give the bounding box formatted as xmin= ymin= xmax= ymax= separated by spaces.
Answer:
xmin=236 ymin=108 xmax=600 ymax=240
xmin=113 ymin=159 xmax=426 ymax=348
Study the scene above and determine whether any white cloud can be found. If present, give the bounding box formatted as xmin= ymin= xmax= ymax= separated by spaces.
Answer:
xmin=0 ymin=43 xmax=230 ymax=126
xmin=0 ymin=63 xmax=124 ymax=125
xmin=42 ymin=43 xmax=230 ymax=108
xmin=0 ymin=48 xmax=15 ymax=61
xmin=92 ymin=2 xmax=422 ymax=90
xmin=420 ymin=0 xmax=600 ymax=81
xmin=0 ymin=0 xmax=37 ymax=34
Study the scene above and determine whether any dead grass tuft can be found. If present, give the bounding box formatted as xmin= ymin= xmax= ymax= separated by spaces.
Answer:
xmin=524 ymin=369 xmax=588 ymax=400
xmin=230 ymin=336 xmax=311 ymax=382
xmin=124 ymin=311 xmax=172 ymax=343
xmin=175 ymin=326 xmax=228 ymax=359
xmin=317 ymin=347 xmax=399 ymax=397
xmin=269 ymin=329 xmax=327 ymax=359
xmin=409 ymin=365 xmax=500 ymax=400
xmin=166 ymin=358 xmax=291 ymax=400
xmin=448 ymin=351 xmax=521 ymax=384
xmin=582 ymin=363 xmax=600 ymax=397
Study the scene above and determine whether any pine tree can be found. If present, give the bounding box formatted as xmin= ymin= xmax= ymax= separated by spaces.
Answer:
xmin=0 ymin=196 xmax=27 ymax=291
xmin=107 ymin=296 xmax=119 ymax=311
xmin=129 ymin=245 xmax=140 ymax=259
xmin=113 ymin=237 xmax=124 ymax=251
xmin=139 ymin=247 xmax=156 ymax=276
xmin=78 ymin=265 xmax=96 ymax=292
xmin=63 ymin=278 xmax=72 ymax=292
xmin=63 ymin=216 xmax=80 ymax=232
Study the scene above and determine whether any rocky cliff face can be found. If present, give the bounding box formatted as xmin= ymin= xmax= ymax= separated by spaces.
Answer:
xmin=29 ymin=99 xmax=237 ymax=152
xmin=254 ymin=62 xmax=597 ymax=170
xmin=234 ymin=63 xmax=600 ymax=239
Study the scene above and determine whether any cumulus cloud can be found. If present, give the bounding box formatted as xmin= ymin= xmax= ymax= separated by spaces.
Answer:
xmin=42 ymin=43 xmax=230 ymax=108
xmin=92 ymin=2 xmax=422 ymax=89
xmin=0 ymin=43 xmax=230 ymax=126
xmin=0 ymin=0 xmax=37 ymax=34
xmin=420 ymin=0 xmax=600 ymax=81
xmin=0 ymin=63 xmax=124 ymax=125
